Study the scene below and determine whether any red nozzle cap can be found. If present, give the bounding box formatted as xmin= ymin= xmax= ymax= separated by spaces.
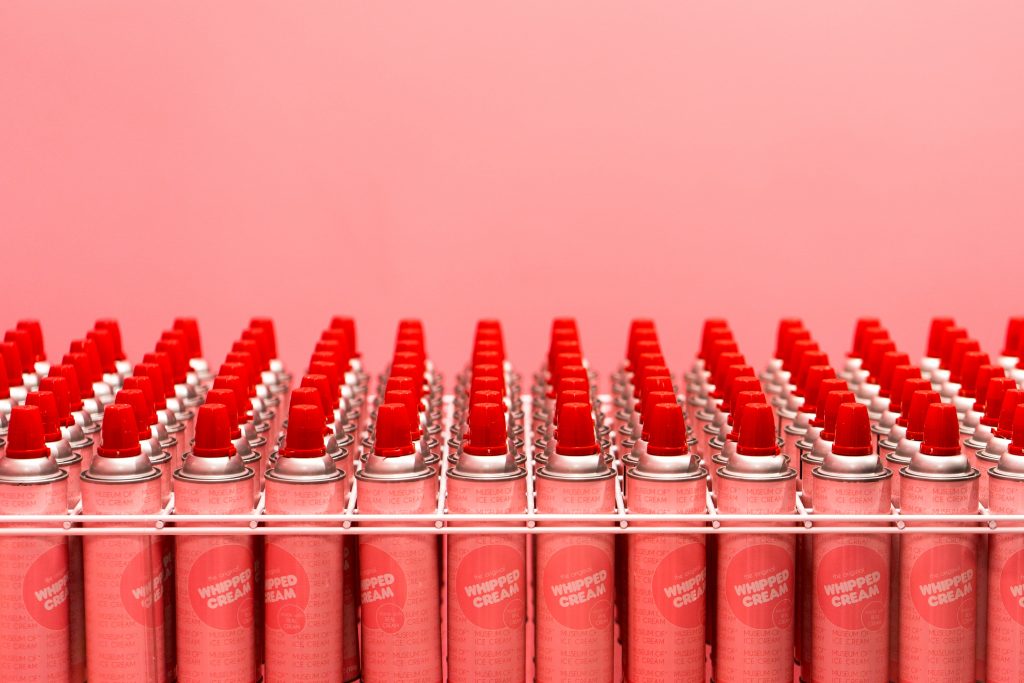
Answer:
xmin=727 ymin=390 xmax=767 ymax=440
xmin=555 ymin=402 xmax=600 ymax=456
xmin=820 ymin=390 xmax=856 ymax=440
xmin=307 ymin=360 xmax=341 ymax=399
xmin=726 ymin=376 xmax=764 ymax=414
xmin=225 ymin=351 xmax=259 ymax=389
xmin=555 ymin=376 xmax=588 ymax=402
xmin=142 ymin=352 xmax=175 ymax=397
xmin=172 ymin=318 xmax=203 ymax=359
xmin=17 ymin=320 xmax=45 ymax=362
xmin=25 ymin=391 xmax=62 ymax=442
xmin=773 ymin=319 xmax=803 ymax=359
xmin=5 ymin=329 xmax=34 ymax=369
xmin=1008 ymin=404 xmax=1024 ymax=455
xmin=121 ymin=377 xmax=158 ymax=427
xmin=232 ymin=339 xmax=265 ymax=371
xmin=470 ymin=374 xmax=504 ymax=403
xmin=831 ymin=403 xmax=873 ymax=456
xmin=213 ymin=374 xmax=252 ymax=422
xmin=249 ymin=318 xmax=279 ymax=358
xmin=555 ymin=390 xmax=590 ymax=427
xmin=289 ymin=386 xmax=325 ymax=416
xmin=97 ymin=404 xmax=143 ymax=457
xmin=385 ymin=389 xmax=421 ymax=438
xmin=849 ymin=318 xmax=882 ymax=357
xmin=800 ymin=366 xmax=837 ymax=413
xmin=639 ymin=391 xmax=677 ymax=439
xmin=995 ymin=389 xmax=1024 ymax=439
xmin=920 ymin=403 xmax=962 ymax=455
xmin=1003 ymin=318 xmax=1024 ymax=357
xmin=463 ymin=403 xmax=508 ymax=456
xmin=646 ymin=402 xmax=688 ymax=456
xmin=94 ymin=319 xmax=126 ymax=360
xmin=472 ymin=350 xmax=502 ymax=368
xmin=115 ymin=390 xmax=154 ymax=440
xmin=205 ymin=389 xmax=243 ymax=439
xmin=958 ymin=352 xmax=990 ymax=397
xmin=47 ymin=364 xmax=84 ymax=411
xmin=470 ymin=389 xmax=502 ymax=410
xmin=70 ymin=338 xmax=104 ymax=382
xmin=895 ymin=379 xmax=934 ymax=427
xmin=927 ymin=318 xmax=956 ymax=357
xmin=700 ymin=319 xmax=731 ymax=359
xmin=937 ymin=327 xmax=967 ymax=368
xmin=386 ymin=374 xmax=420 ymax=402
xmin=905 ymin=390 xmax=942 ymax=441
xmin=737 ymin=403 xmax=779 ymax=456
xmin=973 ymin=366 xmax=1005 ymax=412
xmin=707 ymin=339 xmax=741 ymax=376
xmin=374 ymin=403 xmax=416 ymax=457
xmin=711 ymin=353 xmax=747 ymax=394
xmin=86 ymin=329 xmax=117 ymax=374
xmin=38 ymin=376 xmax=73 ymax=427
xmin=948 ymin=338 xmax=981 ymax=383
xmin=0 ymin=354 xmax=9 ymax=399
xmin=718 ymin=364 xmax=754 ymax=402
xmin=1 ymin=342 xmax=25 ymax=385
xmin=786 ymin=340 xmax=820 ymax=377
xmin=299 ymin=375 xmax=335 ymax=420
xmin=810 ymin=379 xmax=851 ymax=428
xmin=61 ymin=353 xmax=94 ymax=398
xmin=133 ymin=364 xmax=167 ymax=410
xmin=888 ymin=366 xmax=922 ymax=413
xmin=878 ymin=352 xmax=911 ymax=397
xmin=330 ymin=316 xmax=359 ymax=355
xmin=982 ymin=377 xmax=1017 ymax=427
xmin=776 ymin=326 xmax=809 ymax=364
xmin=864 ymin=339 xmax=897 ymax=382
xmin=243 ymin=327 xmax=273 ymax=368
xmin=793 ymin=351 xmax=829 ymax=395
xmin=281 ymin=404 xmax=328 ymax=458
xmin=155 ymin=338 xmax=188 ymax=384
xmin=191 ymin=403 xmax=237 ymax=458
xmin=320 ymin=329 xmax=354 ymax=369
xmin=637 ymin=374 xmax=674 ymax=406
xmin=5 ymin=405 xmax=51 ymax=459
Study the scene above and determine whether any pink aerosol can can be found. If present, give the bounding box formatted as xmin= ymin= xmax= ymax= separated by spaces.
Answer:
xmin=263 ymin=402 xmax=346 ymax=682
xmin=535 ymin=401 xmax=617 ymax=683
xmin=810 ymin=403 xmax=892 ymax=683
xmin=985 ymin=403 xmax=1024 ymax=683
xmin=715 ymin=402 xmax=797 ymax=683
xmin=446 ymin=402 xmax=528 ymax=683
xmin=0 ymin=406 xmax=71 ymax=682
xmin=899 ymin=403 xmax=980 ymax=683
xmin=81 ymin=403 xmax=167 ymax=682
xmin=173 ymin=402 xmax=257 ymax=683
xmin=356 ymin=403 xmax=442 ymax=683
xmin=626 ymin=402 xmax=708 ymax=683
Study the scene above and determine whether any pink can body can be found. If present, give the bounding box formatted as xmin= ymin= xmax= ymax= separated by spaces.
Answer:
xmin=446 ymin=474 xmax=528 ymax=683
xmin=174 ymin=475 xmax=258 ymax=683
xmin=357 ymin=475 xmax=442 ymax=683
xmin=81 ymin=473 xmax=167 ymax=682
xmin=0 ymin=476 xmax=71 ymax=682
xmin=810 ymin=474 xmax=892 ymax=683
xmin=625 ymin=473 xmax=707 ymax=683
xmin=898 ymin=473 xmax=979 ymax=683
xmin=62 ymin=458 xmax=87 ymax=683
xmin=342 ymin=534 xmax=360 ymax=681
xmin=534 ymin=472 xmax=617 ymax=683
xmin=714 ymin=474 xmax=797 ymax=683
xmin=263 ymin=475 xmax=346 ymax=683
xmin=985 ymin=473 xmax=1024 ymax=683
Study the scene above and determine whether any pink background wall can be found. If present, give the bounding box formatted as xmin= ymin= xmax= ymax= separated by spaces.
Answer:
xmin=3 ymin=2 xmax=1023 ymax=380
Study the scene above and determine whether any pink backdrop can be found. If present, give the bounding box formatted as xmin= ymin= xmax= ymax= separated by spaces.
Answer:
xmin=3 ymin=2 xmax=1023 ymax=380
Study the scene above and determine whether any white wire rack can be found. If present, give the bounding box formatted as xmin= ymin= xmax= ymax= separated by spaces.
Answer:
xmin=1 ymin=395 xmax=1019 ymax=536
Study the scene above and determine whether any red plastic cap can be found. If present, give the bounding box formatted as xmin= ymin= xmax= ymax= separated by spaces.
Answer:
xmin=926 ymin=318 xmax=956 ymax=358
xmin=947 ymin=338 xmax=981 ymax=383
xmin=800 ymin=366 xmax=837 ymax=414
xmin=225 ymin=350 xmax=259 ymax=388
xmin=121 ymin=376 xmax=158 ymax=427
xmin=213 ymin=374 xmax=252 ymax=422
xmin=374 ymin=403 xmax=416 ymax=457
xmin=793 ymin=351 xmax=829 ymax=395
xmin=94 ymin=319 xmax=126 ymax=360
xmin=700 ymin=319 xmax=731 ymax=359
xmin=864 ymin=339 xmax=897 ymax=382
xmin=0 ymin=354 xmax=8 ymax=399
xmin=5 ymin=329 xmax=34 ymax=369
xmin=905 ymin=390 xmax=942 ymax=441
xmin=786 ymin=340 xmax=819 ymax=377
xmin=38 ymin=376 xmax=73 ymax=427
xmin=470 ymin=389 xmax=502 ymax=410
xmin=464 ymin=403 xmax=509 ymax=456
xmin=61 ymin=353 xmax=94 ymax=398
xmin=726 ymin=376 xmax=764 ymax=414
xmin=385 ymin=389 xmax=422 ymax=438
xmin=173 ymin=318 xmax=203 ymax=359
xmin=5 ymin=405 xmax=51 ymax=459
xmin=289 ymin=386 xmax=324 ymax=414
xmin=737 ymin=403 xmax=779 ymax=456
xmin=71 ymin=338 xmax=105 ymax=382
xmin=877 ymin=352 xmax=911 ymax=397
xmin=25 ymin=391 xmax=62 ymax=442
xmin=849 ymin=318 xmax=882 ymax=357
xmin=0 ymin=341 xmax=24 ymax=385
xmin=776 ymin=326 xmax=808 ymax=364
xmin=86 ymin=329 xmax=117 ymax=374
xmin=307 ymin=360 xmax=341 ymax=399
xmin=646 ymin=402 xmax=688 ymax=456
xmin=330 ymin=316 xmax=359 ymax=355
xmin=1008 ymin=404 xmax=1024 ymax=455
xmin=17 ymin=320 xmax=45 ymax=362
xmin=638 ymin=374 xmax=674 ymax=405
xmin=831 ymin=403 xmax=874 ymax=456
xmin=244 ymin=328 xmax=274 ymax=368
xmin=995 ymin=389 xmax=1024 ymax=439
xmin=204 ymin=389 xmax=243 ymax=439
xmin=97 ymin=404 xmax=143 ymax=457
xmin=895 ymin=378 xmax=934 ymax=427
xmin=133 ymin=364 xmax=167 ymax=410
xmin=470 ymin=374 xmax=505 ymax=403
xmin=888 ymin=366 xmax=922 ymax=413
xmin=711 ymin=353 xmax=747 ymax=394
xmin=299 ymin=375 xmax=335 ymax=421
xmin=981 ymin=377 xmax=1017 ymax=427
xmin=773 ymin=319 xmax=803 ymax=359
xmin=973 ymin=366 xmax=1006 ymax=412
xmin=249 ymin=318 xmax=279 ymax=358
xmin=957 ymin=352 xmax=990 ymax=398
xmin=820 ymin=390 xmax=856 ymax=441
xmin=192 ymin=403 xmax=237 ymax=458
xmin=727 ymin=390 xmax=767 ymax=440
xmin=47 ymin=364 xmax=84 ymax=411
xmin=232 ymin=339 xmax=266 ymax=371
xmin=555 ymin=402 xmax=600 ymax=456
xmin=115 ymin=390 xmax=154 ymax=440
xmin=142 ymin=352 xmax=175 ymax=397
xmin=937 ymin=327 xmax=968 ymax=368
xmin=281 ymin=404 xmax=328 ymax=458
xmin=1003 ymin=318 xmax=1024 ymax=357
xmin=639 ymin=391 xmax=677 ymax=439
xmin=920 ymin=403 xmax=962 ymax=456
xmin=320 ymin=330 xmax=354 ymax=369
xmin=155 ymin=338 xmax=188 ymax=384
xmin=707 ymin=339 xmax=741 ymax=376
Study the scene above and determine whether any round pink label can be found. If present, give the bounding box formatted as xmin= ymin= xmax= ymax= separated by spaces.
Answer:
xmin=120 ymin=541 xmax=167 ymax=627
xmin=999 ymin=548 xmax=1024 ymax=627
xmin=542 ymin=544 xmax=613 ymax=630
xmin=186 ymin=544 xmax=255 ymax=630
xmin=651 ymin=543 xmax=706 ymax=628
xmin=455 ymin=544 xmax=525 ymax=630
xmin=909 ymin=543 xmax=976 ymax=630
xmin=815 ymin=545 xmax=888 ymax=631
xmin=23 ymin=544 xmax=70 ymax=630
xmin=264 ymin=544 xmax=310 ymax=635
xmin=725 ymin=544 xmax=794 ymax=630
xmin=359 ymin=544 xmax=407 ymax=633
